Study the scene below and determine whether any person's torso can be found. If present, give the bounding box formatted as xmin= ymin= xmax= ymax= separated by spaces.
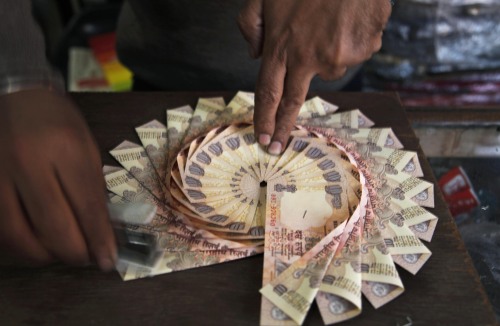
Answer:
xmin=117 ymin=0 xmax=356 ymax=91
xmin=117 ymin=0 xmax=259 ymax=90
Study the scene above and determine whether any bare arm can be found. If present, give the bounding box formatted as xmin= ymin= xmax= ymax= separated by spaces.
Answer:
xmin=0 ymin=1 xmax=116 ymax=270
xmin=238 ymin=0 xmax=392 ymax=154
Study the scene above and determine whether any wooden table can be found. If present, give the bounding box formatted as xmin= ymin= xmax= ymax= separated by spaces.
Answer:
xmin=0 ymin=92 xmax=497 ymax=326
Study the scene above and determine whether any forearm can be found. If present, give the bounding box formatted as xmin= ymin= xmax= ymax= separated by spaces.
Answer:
xmin=0 ymin=0 xmax=64 ymax=94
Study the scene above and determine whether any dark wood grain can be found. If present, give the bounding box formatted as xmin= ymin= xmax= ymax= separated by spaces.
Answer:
xmin=406 ymin=105 xmax=500 ymax=127
xmin=0 ymin=92 xmax=496 ymax=326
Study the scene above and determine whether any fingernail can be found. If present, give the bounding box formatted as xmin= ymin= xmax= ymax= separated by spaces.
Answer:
xmin=98 ymin=256 xmax=115 ymax=272
xmin=259 ymin=134 xmax=271 ymax=146
xmin=268 ymin=141 xmax=282 ymax=155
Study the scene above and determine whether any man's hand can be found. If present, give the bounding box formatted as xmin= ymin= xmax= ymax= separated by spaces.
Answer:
xmin=0 ymin=89 xmax=116 ymax=270
xmin=238 ymin=0 xmax=392 ymax=154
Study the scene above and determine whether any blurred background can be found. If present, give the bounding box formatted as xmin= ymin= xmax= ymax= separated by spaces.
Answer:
xmin=33 ymin=0 xmax=500 ymax=320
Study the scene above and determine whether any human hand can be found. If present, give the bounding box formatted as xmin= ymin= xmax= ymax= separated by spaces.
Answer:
xmin=238 ymin=0 xmax=392 ymax=154
xmin=0 ymin=89 xmax=116 ymax=270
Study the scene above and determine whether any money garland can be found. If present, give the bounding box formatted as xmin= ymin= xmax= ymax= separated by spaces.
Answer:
xmin=104 ymin=92 xmax=438 ymax=325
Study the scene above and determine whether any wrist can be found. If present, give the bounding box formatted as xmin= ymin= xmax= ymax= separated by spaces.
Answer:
xmin=0 ymin=71 xmax=65 ymax=97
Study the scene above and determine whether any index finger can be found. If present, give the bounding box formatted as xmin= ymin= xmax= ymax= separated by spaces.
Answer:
xmin=253 ymin=47 xmax=286 ymax=148
xmin=0 ymin=182 xmax=54 ymax=266
xmin=57 ymin=144 xmax=117 ymax=271
xmin=269 ymin=67 xmax=313 ymax=155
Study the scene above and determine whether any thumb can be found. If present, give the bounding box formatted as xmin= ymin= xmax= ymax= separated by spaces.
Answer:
xmin=237 ymin=0 xmax=264 ymax=58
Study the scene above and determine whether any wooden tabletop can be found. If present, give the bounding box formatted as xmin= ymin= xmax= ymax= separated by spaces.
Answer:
xmin=0 ymin=92 xmax=497 ymax=326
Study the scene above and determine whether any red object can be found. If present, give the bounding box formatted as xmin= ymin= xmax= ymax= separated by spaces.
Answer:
xmin=438 ymin=166 xmax=473 ymax=198
xmin=88 ymin=32 xmax=116 ymax=54
xmin=77 ymin=78 xmax=109 ymax=88
xmin=94 ymin=50 xmax=116 ymax=63
xmin=446 ymin=188 xmax=480 ymax=217
xmin=438 ymin=166 xmax=480 ymax=217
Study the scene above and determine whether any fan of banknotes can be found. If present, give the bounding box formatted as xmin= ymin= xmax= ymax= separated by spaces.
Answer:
xmin=103 ymin=91 xmax=438 ymax=325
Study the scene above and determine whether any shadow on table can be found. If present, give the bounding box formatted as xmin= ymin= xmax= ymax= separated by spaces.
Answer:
xmin=429 ymin=157 xmax=500 ymax=322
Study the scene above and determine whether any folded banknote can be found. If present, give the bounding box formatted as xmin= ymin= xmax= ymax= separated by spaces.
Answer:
xmin=104 ymin=91 xmax=437 ymax=325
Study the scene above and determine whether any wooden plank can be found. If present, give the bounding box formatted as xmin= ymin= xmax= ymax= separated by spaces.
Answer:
xmin=406 ymin=105 xmax=500 ymax=127
xmin=0 ymin=92 xmax=496 ymax=326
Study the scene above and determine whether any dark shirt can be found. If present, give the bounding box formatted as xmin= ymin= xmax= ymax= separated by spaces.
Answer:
xmin=117 ymin=0 xmax=261 ymax=91
xmin=118 ymin=0 xmax=353 ymax=91
xmin=1 ymin=0 xmax=352 ymax=92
